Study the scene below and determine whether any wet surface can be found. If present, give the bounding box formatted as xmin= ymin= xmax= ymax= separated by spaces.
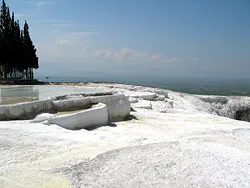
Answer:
xmin=0 ymin=85 xmax=103 ymax=105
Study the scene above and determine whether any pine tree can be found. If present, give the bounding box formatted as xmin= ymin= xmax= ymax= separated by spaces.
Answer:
xmin=0 ymin=1 xmax=12 ymax=78
xmin=0 ymin=0 xmax=39 ymax=79
xmin=9 ymin=11 xmax=15 ymax=78
xmin=23 ymin=21 xmax=38 ymax=79
xmin=0 ymin=0 xmax=8 ymax=78
xmin=0 ymin=2 xmax=2 ymax=78
xmin=14 ymin=20 xmax=23 ymax=78
xmin=19 ymin=29 xmax=25 ymax=77
xmin=0 ymin=0 xmax=7 ymax=33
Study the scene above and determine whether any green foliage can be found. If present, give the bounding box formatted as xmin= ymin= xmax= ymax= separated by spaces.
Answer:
xmin=0 ymin=0 xmax=39 ymax=79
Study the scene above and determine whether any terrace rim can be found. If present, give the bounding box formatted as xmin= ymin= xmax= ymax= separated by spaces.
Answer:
xmin=0 ymin=79 xmax=46 ymax=85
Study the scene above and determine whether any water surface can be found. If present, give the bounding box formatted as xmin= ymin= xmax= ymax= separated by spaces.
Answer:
xmin=0 ymin=85 xmax=103 ymax=105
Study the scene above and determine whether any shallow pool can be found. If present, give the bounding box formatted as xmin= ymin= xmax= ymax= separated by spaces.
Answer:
xmin=0 ymin=85 xmax=104 ymax=105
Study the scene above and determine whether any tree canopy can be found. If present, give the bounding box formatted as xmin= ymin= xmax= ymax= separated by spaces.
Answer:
xmin=0 ymin=0 xmax=38 ymax=79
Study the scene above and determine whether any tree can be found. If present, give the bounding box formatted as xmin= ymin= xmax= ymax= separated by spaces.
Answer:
xmin=0 ymin=0 xmax=39 ymax=79
xmin=0 ymin=0 xmax=9 ymax=78
xmin=0 ymin=1 xmax=13 ymax=78
xmin=23 ymin=21 xmax=38 ymax=79
xmin=14 ymin=20 xmax=24 ymax=78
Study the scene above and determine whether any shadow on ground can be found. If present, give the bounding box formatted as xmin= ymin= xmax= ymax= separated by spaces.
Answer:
xmin=84 ymin=115 xmax=138 ymax=131
xmin=126 ymin=115 xmax=138 ymax=121
xmin=85 ymin=123 xmax=117 ymax=131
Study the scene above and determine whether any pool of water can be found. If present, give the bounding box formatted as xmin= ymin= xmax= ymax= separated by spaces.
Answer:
xmin=0 ymin=85 xmax=104 ymax=105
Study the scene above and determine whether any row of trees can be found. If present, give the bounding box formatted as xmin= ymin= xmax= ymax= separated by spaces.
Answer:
xmin=0 ymin=0 xmax=38 ymax=79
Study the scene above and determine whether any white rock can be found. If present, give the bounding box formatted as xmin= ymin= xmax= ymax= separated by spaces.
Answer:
xmin=90 ymin=94 xmax=130 ymax=121
xmin=50 ymin=103 xmax=108 ymax=130
xmin=0 ymin=99 xmax=55 ymax=120
xmin=128 ymin=92 xmax=157 ymax=101
xmin=0 ymin=93 xmax=131 ymax=122
xmin=32 ymin=113 xmax=56 ymax=123
xmin=155 ymin=95 xmax=165 ymax=101
xmin=129 ymin=97 xmax=138 ymax=103
xmin=53 ymin=97 xmax=90 ymax=111
xmin=1 ymin=83 xmax=250 ymax=187
xmin=133 ymin=100 xmax=152 ymax=110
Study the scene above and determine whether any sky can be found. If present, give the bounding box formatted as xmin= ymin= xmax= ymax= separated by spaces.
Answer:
xmin=5 ymin=0 xmax=250 ymax=80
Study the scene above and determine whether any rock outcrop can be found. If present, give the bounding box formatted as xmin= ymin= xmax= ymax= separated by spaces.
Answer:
xmin=89 ymin=94 xmax=130 ymax=121
xmin=50 ymin=103 xmax=108 ymax=130
xmin=0 ymin=99 xmax=55 ymax=120
xmin=0 ymin=93 xmax=130 ymax=124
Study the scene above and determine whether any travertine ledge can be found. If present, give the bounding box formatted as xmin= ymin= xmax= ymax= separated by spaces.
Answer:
xmin=0 ymin=93 xmax=131 ymax=122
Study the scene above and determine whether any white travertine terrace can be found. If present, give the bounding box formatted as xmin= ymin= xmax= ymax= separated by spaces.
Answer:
xmin=50 ymin=103 xmax=108 ymax=130
xmin=0 ymin=93 xmax=131 ymax=125
xmin=1 ymin=83 xmax=250 ymax=187
xmin=0 ymin=99 xmax=55 ymax=120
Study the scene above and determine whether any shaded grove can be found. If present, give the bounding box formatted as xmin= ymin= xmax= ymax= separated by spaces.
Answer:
xmin=0 ymin=0 xmax=38 ymax=79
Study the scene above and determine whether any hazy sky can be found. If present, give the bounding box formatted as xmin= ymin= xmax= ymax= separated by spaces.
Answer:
xmin=6 ymin=0 xmax=250 ymax=79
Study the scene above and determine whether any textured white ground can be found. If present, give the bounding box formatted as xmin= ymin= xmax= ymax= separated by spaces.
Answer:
xmin=1 ymin=83 xmax=250 ymax=188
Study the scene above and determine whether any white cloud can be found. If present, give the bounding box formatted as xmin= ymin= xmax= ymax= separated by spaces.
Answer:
xmin=51 ymin=23 xmax=73 ymax=27
xmin=162 ymin=57 xmax=180 ymax=63
xmin=193 ymin=57 xmax=200 ymax=61
xmin=71 ymin=32 xmax=100 ymax=36
xmin=37 ymin=1 xmax=47 ymax=7
xmin=35 ymin=19 xmax=71 ymax=24
xmin=56 ymin=40 xmax=75 ymax=47
xmin=94 ymin=46 xmax=139 ymax=61
xmin=36 ymin=28 xmax=181 ymax=75
xmin=36 ymin=0 xmax=52 ymax=7
xmin=95 ymin=47 xmax=180 ymax=63
xmin=37 ymin=31 xmax=96 ymax=63
xmin=151 ymin=54 xmax=162 ymax=60
xmin=27 ymin=0 xmax=55 ymax=8
xmin=36 ymin=19 xmax=97 ymax=29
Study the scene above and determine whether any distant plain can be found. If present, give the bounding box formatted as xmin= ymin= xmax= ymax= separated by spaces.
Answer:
xmin=36 ymin=75 xmax=250 ymax=96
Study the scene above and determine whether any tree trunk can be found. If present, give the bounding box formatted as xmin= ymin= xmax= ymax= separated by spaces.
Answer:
xmin=25 ymin=69 xmax=28 ymax=79
xmin=31 ymin=68 xmax=34 ymax=79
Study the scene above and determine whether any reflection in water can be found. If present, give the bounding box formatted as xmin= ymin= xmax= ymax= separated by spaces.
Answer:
xmin=0 ymin=85 xmax=104 ymax=105
xmin=0 ymin=86 xmax=39 ymax=105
